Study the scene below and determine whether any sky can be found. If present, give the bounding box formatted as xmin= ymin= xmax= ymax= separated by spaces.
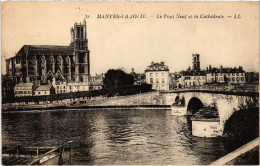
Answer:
xmin=1 ymin=2 xmax=259 ymax=75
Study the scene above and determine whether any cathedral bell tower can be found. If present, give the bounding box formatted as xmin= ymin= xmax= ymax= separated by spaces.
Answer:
xmin=70 ymin=18 xmax=90 ymax=82
xmin=192 ymin=53 xmax=200 ymax=71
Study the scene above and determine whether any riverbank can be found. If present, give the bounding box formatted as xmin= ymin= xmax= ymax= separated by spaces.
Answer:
xmin=3 ymin=92 xmax=168 ymax=112
xmin=2 ymin=104 xmax=171 ymax=113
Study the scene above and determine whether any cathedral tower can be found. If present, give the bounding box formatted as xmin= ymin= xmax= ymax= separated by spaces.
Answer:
xmin=70 ymin=18 xmax=90 ymax=82
xmin=192 ymin=54 xmax=200 ymax=71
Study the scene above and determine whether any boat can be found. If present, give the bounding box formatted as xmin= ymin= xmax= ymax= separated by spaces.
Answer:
xmin=2 ymin=141 xmax=73 ymax=165
xmin=171 ymin=96 xmax=186 ymax=116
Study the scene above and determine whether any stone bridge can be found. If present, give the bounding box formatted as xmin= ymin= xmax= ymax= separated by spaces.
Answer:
xmin=86 ymin=90 xmax=257 ymax=127
xmin=162 ymin=90 xmax=258 ymax=125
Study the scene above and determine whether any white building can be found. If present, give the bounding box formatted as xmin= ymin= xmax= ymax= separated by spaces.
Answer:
xmin=14 ymin=83 xmax=34 ymax=97
xmin=55 ymin=81 xmax=67 ymax=94
xmin=67 ymin=82 xmax=89 ymax=92
xmin=178 ymin=70 xmax=206 ymax=88
xmin=34 ymin=85 xmax=51 ymax=96
xmin=51 ymin=78 xmax=89 ymax=94
xmin=145 ymin=61 xmax=169 ymax=90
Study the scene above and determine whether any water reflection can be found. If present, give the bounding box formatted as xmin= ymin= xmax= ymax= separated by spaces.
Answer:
xmin=2 ymin=109 xmax=228 ymax=165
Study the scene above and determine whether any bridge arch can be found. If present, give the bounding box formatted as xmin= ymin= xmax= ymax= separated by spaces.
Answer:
xmin=187 ymin=97 xmax=204 ymax=115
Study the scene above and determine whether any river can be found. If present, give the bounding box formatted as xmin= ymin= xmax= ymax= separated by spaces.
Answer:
xmin=2 ymin=109 xmax=230 ymax=165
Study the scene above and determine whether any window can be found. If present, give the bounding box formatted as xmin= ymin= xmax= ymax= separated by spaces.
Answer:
xmin=63 ymin=86 xmax=65 ymax=89
xmin=232 ymin=77 xmax=235 ymax=81
xmin=150 ymin=73 xmax=153 ymax=77
xmin=70 ymin=86 xmax=72 ymax=89
xmin=57 ymin=86 xmax=59 ymax=89
xmin=236 ymin=77 xmax=239 ymax=81
xmin=24 ymin=91 xmax=27 ymax=94
xmin=79 ymin=55 xmax=84 ymax=63
xmin=162 ymin=73 xmax=164 ymax=77
xmin=162 ymin=78 xmax=165 ymax=83
xmin=241 ymin=73 xmax=244 ymax=76
xmin=232 ymin=73 xmax=235 ymax=76
xmin=150 ymin=78 xmax=153 ymax=83
xmin=236 ymin=73 xmax=239 ymax=76
xmin=228 ymin=73 xmax=230 ymax=76
xmin=241 ymin=77 xmax=244 ymax=81
xmin=156 ymin=73 xmax=158 ymax=77
xmin=45 ymin=92 xmax=47 ymax=94
xmin=38 ymin=92 xmax=40 ymax=94
xmin=156 ymin=78 xmax=159 ymax=83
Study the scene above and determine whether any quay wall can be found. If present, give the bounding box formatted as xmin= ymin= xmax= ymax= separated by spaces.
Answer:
xmin=86 ymin=92 xmax=166 ymax=106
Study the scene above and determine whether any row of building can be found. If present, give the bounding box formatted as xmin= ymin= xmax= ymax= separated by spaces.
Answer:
xmin=4 ymin=19 xmax=250 ymax=97
xmin=144 ymin=54 xmax=246 ymax=90
xmin=10 ymin=53 xmax=248 ymax=97
xmin=14 ymin=75 xmax=103 ymax=97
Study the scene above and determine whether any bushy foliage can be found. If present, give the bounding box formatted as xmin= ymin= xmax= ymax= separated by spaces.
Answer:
xmin=103 ymin=69 xmax=134 ymax=88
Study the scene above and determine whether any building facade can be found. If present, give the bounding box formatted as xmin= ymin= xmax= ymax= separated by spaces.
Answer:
xmin=89 ymin=74 xmax=104 ymax=90
xmin=145 ymin=62 xmax=169 ymax=90
xmin=34 ymin=85 xmax=51 ymax=96
xmin=179 ymin=70 xmax=206 ymax=88
xmin=6 ymin=19 xmax=90 ymax=91
xmin=206 ymin=66 xmax=246 ymax=84
xmin=14 ymin=83 xmax=34 ymax=97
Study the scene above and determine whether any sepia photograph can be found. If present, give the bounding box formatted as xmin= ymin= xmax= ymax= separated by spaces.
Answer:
xmin=1 ymin=1 xmax=259 ymax=165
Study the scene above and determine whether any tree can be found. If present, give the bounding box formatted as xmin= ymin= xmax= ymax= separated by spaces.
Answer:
xmin=246 ymin=72 xmax=259 ymax=83
xmin=103 ymin=69 xmax=134 ymax=88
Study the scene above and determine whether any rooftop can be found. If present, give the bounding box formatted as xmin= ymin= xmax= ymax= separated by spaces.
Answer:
xmin=15 ymin=83 xmax=34 ymax=87
xmin=207 ymin=66 xmax=245 ymax=73
xmin=182 ymin=70 xmax=206 ymax=76
xmin=34 ymin=85 xmax=50 ymax=91
xmin=10 ymin=45 xmax=75 ymax=58
xmin=145 ymin=61 xmax=169 ymax=72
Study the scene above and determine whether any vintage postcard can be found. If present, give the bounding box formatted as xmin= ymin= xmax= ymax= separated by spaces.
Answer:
xmin=1 ymin=1 xmax=259 ymax=165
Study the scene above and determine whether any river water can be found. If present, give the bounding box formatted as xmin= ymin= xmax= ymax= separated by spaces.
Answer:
xmin=2 ymin=109 xmax=230 ymax=165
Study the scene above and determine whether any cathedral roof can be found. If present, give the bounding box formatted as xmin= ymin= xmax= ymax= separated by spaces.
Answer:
xmin=16 ymin=45 xmax=74 ymax=56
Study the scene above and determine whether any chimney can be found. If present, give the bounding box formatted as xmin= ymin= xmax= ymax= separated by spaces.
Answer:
xmin=160 ymin=61 xmax=164 ymax=65
xmin=151 ymin=61 xmax=154 ymax=65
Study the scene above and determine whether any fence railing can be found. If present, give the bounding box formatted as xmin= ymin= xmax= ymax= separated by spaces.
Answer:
xmin=210 ymin=137 xmax=259 ymax=165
